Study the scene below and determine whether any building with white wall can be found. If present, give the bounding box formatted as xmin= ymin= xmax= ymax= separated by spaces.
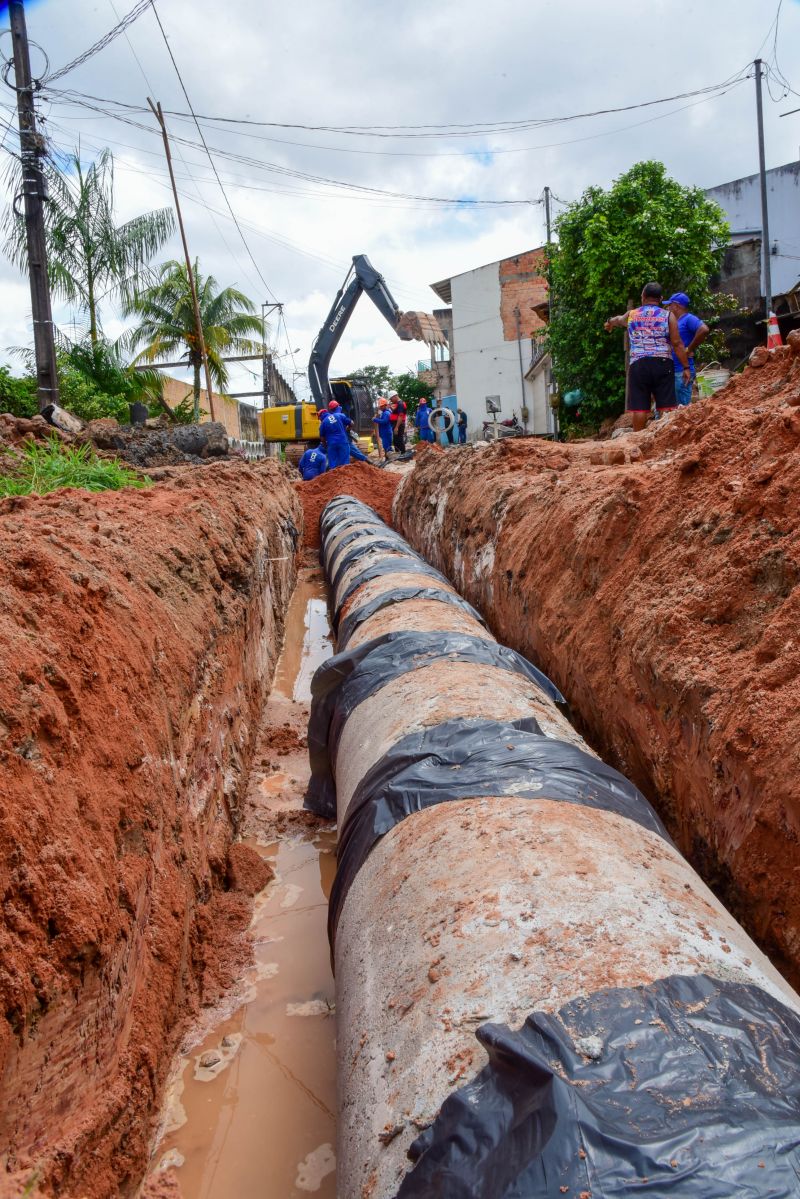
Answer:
xmin=431 ymin=248 xmax=556 ymax=439
xmin=706 ymin=160 xmax=800 ymax=304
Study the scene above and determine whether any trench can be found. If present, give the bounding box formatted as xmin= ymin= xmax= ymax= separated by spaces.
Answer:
xmin=147 ymin=569 xmax=338 ymax=1199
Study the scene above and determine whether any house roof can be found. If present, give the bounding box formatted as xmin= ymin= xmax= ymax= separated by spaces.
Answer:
xmin=430 ymin=278 xmax=452 ymax=304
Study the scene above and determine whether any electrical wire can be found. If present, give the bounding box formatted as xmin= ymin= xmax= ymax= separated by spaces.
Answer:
xmin=44 ymin=72 xmax=752 ymax=139
xmin=148 ymin=0 xmax=279 ymax=302
xmin=103 ymin=0 xmax=265 ymax=301
xmin=45 ymin=0 xmax=153 ymax=84
xmin=41 ymin=90 xmax=539 ymax=206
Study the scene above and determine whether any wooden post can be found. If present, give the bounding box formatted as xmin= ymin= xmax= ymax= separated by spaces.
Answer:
xmin=147 ymin=98 xmax=217 ymax=423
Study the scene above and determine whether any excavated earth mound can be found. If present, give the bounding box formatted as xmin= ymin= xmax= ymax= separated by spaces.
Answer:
xmin=295 ymin=462 xmax=400 ymax=548
xmin=395 ymin=351 xmax=800 ymax=987
xmin=0 ymin=461 xmax=301 ymax=1197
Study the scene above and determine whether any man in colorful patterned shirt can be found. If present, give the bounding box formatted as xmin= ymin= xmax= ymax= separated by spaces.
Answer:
xmin=605 ymin=282 xmax=691 ymax=432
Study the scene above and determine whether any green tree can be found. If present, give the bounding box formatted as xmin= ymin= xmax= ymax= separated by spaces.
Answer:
xmin=547 ymin=161 xmax=729 ymax=428
xmin=124 ymin=259 xmax=263 ymax=421
xmin=63 ymin=338 xmax=165 ymax=414
xmin=348 ymin=364 xmax=396 ymax=394
xmin=2 ymin=148 xmax=175 ymax=345
xmin=0 ymin=366 xmax=38 ymax=418
xmin=391 ymin=371 xmax=434 ymax=418
xmin=3 ymin=339 xmax=167 ymax=424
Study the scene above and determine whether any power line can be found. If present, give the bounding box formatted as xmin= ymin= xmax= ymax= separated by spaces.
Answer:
xmin=43 ymin=90 xmax=539 ymax=206
xmin=148 ymin=0 xmax=278 ymax=302
xmin=45 ymin=0 xmax=153 ymax=84
xmin=46 ymin=71 xmax=751 ymax=141
xmin=103 ymin=0 xmax=265 ymax=300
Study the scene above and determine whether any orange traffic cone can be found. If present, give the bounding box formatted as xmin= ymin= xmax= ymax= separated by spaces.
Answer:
xmin=767 ymin=311 xmax=783 ymax=350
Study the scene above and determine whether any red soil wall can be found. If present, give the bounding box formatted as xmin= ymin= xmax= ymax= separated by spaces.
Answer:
xmin=395 ymin=354 xmax=800 ymax=986
xmin=0 ymin=461 xmax=301 ymax=1197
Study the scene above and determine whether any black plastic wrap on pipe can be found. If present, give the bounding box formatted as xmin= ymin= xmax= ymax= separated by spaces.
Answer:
xmin=394 ymin=974 xmax=800 ymax=1199
xmin=306 ymin=632 xmax=568 ymax=819
xmin=312 ymin=497 xmax=800 ymax=1199
xmin=326 ymin=714 xmax=672 ymax=950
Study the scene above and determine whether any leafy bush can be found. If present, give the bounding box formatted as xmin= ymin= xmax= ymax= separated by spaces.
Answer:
xmin=548 ymin=161 xmax=730 ymax=430
xmin=390 ymin=371 xmax=434 ymax=418
xmin=0 ymin=338 xmax=168 ymax=426
xmin=0 ymin=438 xmax=150 ymax=497
xmin=0 ymin=366 xmax=38 ymax=418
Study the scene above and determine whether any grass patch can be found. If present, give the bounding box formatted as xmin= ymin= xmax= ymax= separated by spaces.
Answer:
xmin=0 ymin=437 xmax=150 ymax=497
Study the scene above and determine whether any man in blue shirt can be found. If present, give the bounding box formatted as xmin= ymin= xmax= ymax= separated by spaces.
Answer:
xmin=414 ymin=397 xmax=435 ymax=443
xmin=297 ymin=442 xmax=327 ymax=480
xmin=665 ymin=293 xmax=709 ymax=407
xmin=327 ymin=399 xmax=372 ymax=464
xmin=317 ymin=406 xmax=351 ymax=469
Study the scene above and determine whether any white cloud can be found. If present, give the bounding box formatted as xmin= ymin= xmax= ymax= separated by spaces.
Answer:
xmin=1 ymin=0 xmax=798 ymax=397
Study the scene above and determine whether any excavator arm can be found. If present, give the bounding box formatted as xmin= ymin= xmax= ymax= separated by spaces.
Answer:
xmin=308 ymin=254 xmax=443 ymax=407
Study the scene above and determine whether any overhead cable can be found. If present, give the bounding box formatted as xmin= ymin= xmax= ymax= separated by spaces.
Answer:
xmin=45 ymin=71 xmax=751 ymax=139
xmin=45 ymin=0 xmax=153 ymax=84
xmin=148 ymin=0 xmax=279 ymax=301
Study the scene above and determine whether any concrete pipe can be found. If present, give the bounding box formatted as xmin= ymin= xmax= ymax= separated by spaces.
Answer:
xmin=308 ymin=496 xmax=800 ymax=1199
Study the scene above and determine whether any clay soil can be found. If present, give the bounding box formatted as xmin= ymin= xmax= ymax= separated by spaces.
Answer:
xmin=396 ymin=351 xmax=800 ymax=987
xmin=295 ymin=462 xmax=400 ymax=548
xmin=0 ymin=460 xmax=301 ymax=1197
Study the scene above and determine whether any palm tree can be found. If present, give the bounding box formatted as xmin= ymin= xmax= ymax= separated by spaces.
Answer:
xmin=123 ymin=259 xmax=264 ymax=421
xmin=3 ymin=147 xmax=175 ymax=345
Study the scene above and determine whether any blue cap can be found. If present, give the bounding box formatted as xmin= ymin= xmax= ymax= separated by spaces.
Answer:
xmin=665 ymin=292 xmax=690 ymax=307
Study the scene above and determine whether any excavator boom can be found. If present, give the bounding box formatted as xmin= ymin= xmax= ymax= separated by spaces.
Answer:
xmin=308 ymin=254 xmax=445 ymax=409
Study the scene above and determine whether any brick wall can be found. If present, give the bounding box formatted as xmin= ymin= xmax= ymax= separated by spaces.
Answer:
xmin=499 ymin=249 xmax=548 ymax=342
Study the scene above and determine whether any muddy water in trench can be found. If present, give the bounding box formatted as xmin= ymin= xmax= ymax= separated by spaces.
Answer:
xmin=150 ymin=570 xmax=337 ymax=1198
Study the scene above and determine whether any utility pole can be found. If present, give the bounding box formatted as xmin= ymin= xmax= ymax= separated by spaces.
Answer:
xmin=9 ymin=0 xmax=59 ymax=411
xmin=261 ymin=302 xmax=270 ymax=409
xmin=754 ymin=59 xmax=773 ymax=321
xmin=544 ymin=186 xmax=552 ymax=244
xmin=147 ymin=97 xmax=217 ymax=423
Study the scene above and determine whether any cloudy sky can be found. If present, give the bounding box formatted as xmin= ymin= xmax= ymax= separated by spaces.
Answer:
xmin=1 ymin=0 xmax=799 ymax=399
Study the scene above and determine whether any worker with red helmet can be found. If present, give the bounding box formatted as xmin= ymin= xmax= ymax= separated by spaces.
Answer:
xmin=317 ymin=401 xmax=351 ymax=470
xmin=372 ymin=396 xmax=393 ymax=461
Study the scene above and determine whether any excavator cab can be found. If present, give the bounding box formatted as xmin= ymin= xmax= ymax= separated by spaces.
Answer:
xmin=330 ymin=378 xmax=374 ymax=437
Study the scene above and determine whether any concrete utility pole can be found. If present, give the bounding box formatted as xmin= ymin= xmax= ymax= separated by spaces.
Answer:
xmin=9 ymin=0 xmax=59 ymax=410
xmin=147 ymin=97 xmax=217 ymax=423
xmin=261 ymin=302 xmax=270 ymax=409
xmin=754 ymin=59 xmax=773 ymax=319
xmin=544 ymin=185 xmax=552 ymax=244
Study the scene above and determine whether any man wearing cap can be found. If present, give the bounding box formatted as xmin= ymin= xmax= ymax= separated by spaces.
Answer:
xmin=414 ymin=396 xmax=435 ymax=442
xmin=665 ymin=293 xmax=709 ymax=407
xmin=318 ymin=404 xmax=351 ymax=470
xmin=388 ymin=390 xmax=408 ymax=453
xmin=372 ymin=396 xmax=394 ymax=461
xmin=604 ymin=282 xmax=691 ymax=432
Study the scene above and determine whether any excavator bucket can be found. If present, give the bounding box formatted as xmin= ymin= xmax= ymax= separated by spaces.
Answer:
xmin=396 ymin=311 xmax=449 ymax=345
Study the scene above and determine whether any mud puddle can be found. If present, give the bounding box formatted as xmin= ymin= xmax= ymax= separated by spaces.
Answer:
xmin=148 ymin=568 xmax=337 ymax=1198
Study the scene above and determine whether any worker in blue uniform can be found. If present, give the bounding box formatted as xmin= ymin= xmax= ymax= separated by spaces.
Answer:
xmin=414 ymin=397 xmax=435 ymax=443
xmin=297 ymin=442 xmax=327 ymax=480
xmin=372 ymin=396 xmax=394 ymax=461
xmin=317 ymin=406 xmax=351 ymax=470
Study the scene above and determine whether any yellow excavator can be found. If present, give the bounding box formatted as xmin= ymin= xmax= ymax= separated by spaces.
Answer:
xmin=260 ymin=255 xmax=444 ymax=444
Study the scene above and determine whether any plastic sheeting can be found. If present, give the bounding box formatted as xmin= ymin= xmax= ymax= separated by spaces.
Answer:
xmin=327 ymin=537 xmax=424 ymax=595
xmin=393 ymin=973 xmax=800 ymax=1198
xmin=305 ymin=631 xmax=567 ymax=818
xmin=333 ymin=557 xmax=453 ymax=625
xmin=319 ymin=492 xmax=380 ymax=532
xmin=336 ymin=584 xmax=487 ymax=647
xmin=327 ymin=715 xmax=669 ymax=944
